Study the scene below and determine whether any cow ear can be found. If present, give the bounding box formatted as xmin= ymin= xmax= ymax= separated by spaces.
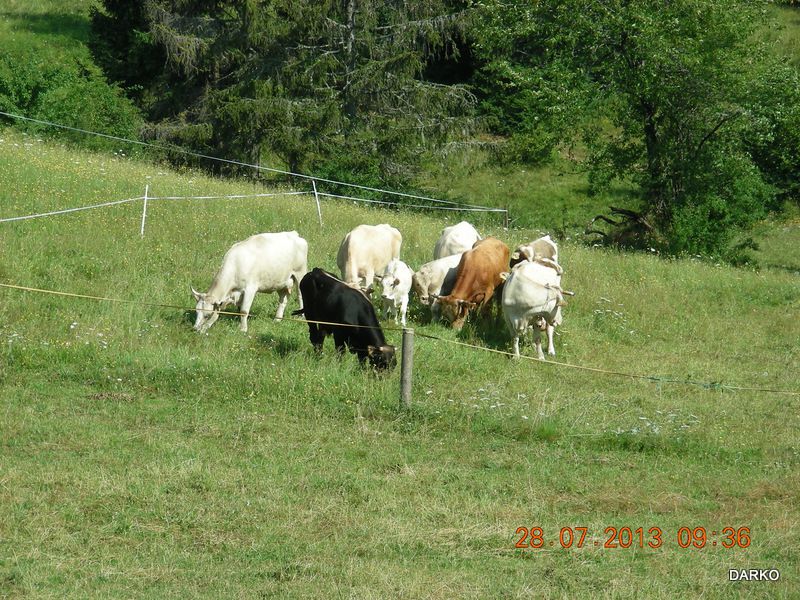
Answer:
xmin=393 ymin=278 xmax=400 ymax=287
xmin=471 ymin=292 xmax=486 ymax=305
xmin=191 ymin=286 xmax=203 ymax=301
xmin=367 ymin=345 xmax=377 ymax=356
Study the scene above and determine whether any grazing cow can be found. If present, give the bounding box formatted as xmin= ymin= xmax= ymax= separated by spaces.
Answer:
xmin=337 ymin=224 xmax=402 ymax=292
xmin=433 ymin=221 xmax=481 ymax=260
xmin=293 ymin=268 xmax=396 ymax=371
xmin=380 ymin=259 xmax=413 ymax=327
xmin=411 ymin=253 xmax=462 ymax=320
xmin=192 ymin=231 xmax=308 ymax=333
xmin=509 ymin=234 xmax=561 ymax=271
xmin=435 ymin=237 xmax=510 ymax=330
xmin=501 ymin=260 xmax=565 ymax=359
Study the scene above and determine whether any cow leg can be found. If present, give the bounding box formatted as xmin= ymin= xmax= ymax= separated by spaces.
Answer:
xmin=382 ymin=298 xmax=391 ymax=321
xmin=533 ymin=328 xmax=545 ymax=360
xmin=238 ymin=287 xmax=258 ymax=332
xmin=546 ymin=323 xmax=556 ymax=356
xmin=308 ymin=323 xmax=325 ymax=353
xmin=275 ymin=288 xmax=290 ymax=321
xmin=333 ymin=330 xmax=348 ymax=356
xmin=512 ymin=334 xmax=521 ymax=358
xmin=365 ymin=269 xmax=375 ymax=294
xmin=400 ymin=296 xmax=408 ymax=327
xmin=292 ymin=273 xmax=304 ymax=311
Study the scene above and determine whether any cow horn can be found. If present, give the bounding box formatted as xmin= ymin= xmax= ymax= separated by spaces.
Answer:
xmin=500 ymin=271 xmax=510 ymax=282
xmin=511 ymin=251 xmax=520 ymax=260
xmin=191 ymin=286 xmax=203 ymax=300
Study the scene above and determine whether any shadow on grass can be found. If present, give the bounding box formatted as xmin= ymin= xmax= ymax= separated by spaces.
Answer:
xmin=259 ymin=333 xmax=303 ymax=357
xmin=456 ymin=306 xmax=511 ymax=353
xmin=0 ymin=12 xmax=89 ymax=42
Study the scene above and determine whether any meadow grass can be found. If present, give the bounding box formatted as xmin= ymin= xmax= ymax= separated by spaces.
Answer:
xmin=1 ymin=1 xmax=800 ymax=597
xmin=1 ymin=129 xmax=799 ymax=598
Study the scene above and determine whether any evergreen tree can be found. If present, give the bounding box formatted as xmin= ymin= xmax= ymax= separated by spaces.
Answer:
xmin=89 ymin=0 xmax=476 ymax=186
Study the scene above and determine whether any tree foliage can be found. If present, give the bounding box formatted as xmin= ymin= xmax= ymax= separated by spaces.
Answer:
xmin=89 ymin=0 xmax=477 ymax=187
xmin=474 ymin=0 xmax=798 ymax=257
xmin=87 ymin=0 xmax=800 ymax=258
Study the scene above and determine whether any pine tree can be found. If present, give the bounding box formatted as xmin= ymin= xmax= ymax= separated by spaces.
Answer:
xmin=90 ymin=0 xmax=477 ymax=186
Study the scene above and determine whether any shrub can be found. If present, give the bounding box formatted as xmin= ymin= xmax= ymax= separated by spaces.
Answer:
xmin=0 ymin=47 xmax=141 ymax=150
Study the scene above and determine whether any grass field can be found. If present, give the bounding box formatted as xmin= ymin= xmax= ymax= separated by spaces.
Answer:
xmin=2 ymin=1 xmax=800 ymax=597
xmin=1 ymin=129 xmax=799 ymax=598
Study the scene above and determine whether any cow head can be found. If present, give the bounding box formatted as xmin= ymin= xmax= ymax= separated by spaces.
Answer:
xmin=367 ymin=344 xmax=397 ymax=371
xmin=438 ymin=293 xmax=484 ymax=330
xmin=192 ymin=287 xmax=223 ymax=333
xmin=412 ymin=279 xmax=429 ymax=305
xmin=380 ymin=276 xmax=401 ymax=301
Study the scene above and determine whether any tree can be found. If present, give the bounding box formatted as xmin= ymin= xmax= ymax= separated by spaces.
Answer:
xmin=89 ymin=0 xmax=477 ymax=187
xmin=476 ymin=0 xmax=798 ymax=257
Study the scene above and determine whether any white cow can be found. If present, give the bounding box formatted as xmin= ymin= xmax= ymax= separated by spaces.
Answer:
xmin=433 ymin=221 xmax=481 ymax=260
xmin=380 ymin=259 xmax=414 ymax=326
xmin=191 ymin=231 xmax=308 ymax=333
xmin=501 ymin=260 xmax=565 ymax=359
xmin=337 ymin=224 xmax=402 ymax=292
xmin=510 ymin=234 xmax=560 ymax=271
xmin=411 ymin=253 xmax=463 ymax=320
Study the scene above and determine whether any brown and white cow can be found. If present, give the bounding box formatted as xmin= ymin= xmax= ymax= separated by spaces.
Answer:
xmin=337 ymin=224 xmax=402 ymax=293
xmin=435 ymin=237 xmax=510 ymax=330
xmin=509 ymin=234 xmax=561 ymax=271
xmin=501 ymin=260 xmax=564 ymax=359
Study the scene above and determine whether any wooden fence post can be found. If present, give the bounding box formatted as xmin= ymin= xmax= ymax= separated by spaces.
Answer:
xmin=400 ymin=328 xmax=414 ymax=409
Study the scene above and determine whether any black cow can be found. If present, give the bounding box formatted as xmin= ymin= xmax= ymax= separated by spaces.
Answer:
xmin=292 ymin=268 xmax=396 ymax=371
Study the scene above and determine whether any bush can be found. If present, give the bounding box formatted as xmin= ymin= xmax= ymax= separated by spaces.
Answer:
xmin=0 ymin=47 xmax=141 ymax=151
xmin=668 ymin=154 xmax=774 ymax=258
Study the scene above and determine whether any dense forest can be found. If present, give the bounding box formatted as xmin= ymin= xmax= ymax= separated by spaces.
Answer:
xmin=3 ymin=0 xmax=799 ymax=258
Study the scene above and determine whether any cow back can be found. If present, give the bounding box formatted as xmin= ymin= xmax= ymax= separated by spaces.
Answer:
xmin=449 ymin=237 xmax=510 ymax=304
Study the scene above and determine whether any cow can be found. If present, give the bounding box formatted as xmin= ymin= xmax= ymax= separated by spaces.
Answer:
xmin=337 ymin=224 xmax=402 ymax=293
xmin=192 ymin=231 xmax=308 ymax=333
xmin=501 ymin=259 xmax=565 ymax=359
xmin=380 ymin=259 xmax=413 ymax=327
xmin=411 ymin=253 xmax=462 ymax=320
xmin=433 ymin=221 xmax=481 ymax=260
xmin=509 ymin=234 xmax=561 ymax=271
xmin=435 ymin=237 xmax=510 ymax=330
xmin=292 ymin=268 xmax=396 ymax=371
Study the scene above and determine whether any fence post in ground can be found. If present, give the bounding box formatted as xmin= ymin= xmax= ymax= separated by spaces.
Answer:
xmin=312 ymin=180 xmax=322 ymax=227
xmin=400 ymin=328 xmax=414 ymax=410
xmin=139 ymin=184 xmax=149 ymax=237
xmin=504 ymin=208 xmax=510 ymax=230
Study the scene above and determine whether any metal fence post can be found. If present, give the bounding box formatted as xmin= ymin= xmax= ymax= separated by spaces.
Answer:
xmin=400 ymin=328 xmax=414 ymax=409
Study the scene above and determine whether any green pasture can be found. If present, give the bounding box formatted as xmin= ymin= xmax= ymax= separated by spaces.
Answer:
xmin=1 ymin=129 xmax=798 ymax=598
xmin=1 ymin=1 xmax=800 ymax=597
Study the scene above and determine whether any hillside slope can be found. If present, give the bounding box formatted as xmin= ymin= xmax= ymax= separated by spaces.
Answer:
xmin=1 ymin=130 xmax=798 ymax=597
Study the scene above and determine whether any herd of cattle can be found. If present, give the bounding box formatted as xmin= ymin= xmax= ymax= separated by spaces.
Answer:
xmin=191 ymin=222 xmax=569 ymax=371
